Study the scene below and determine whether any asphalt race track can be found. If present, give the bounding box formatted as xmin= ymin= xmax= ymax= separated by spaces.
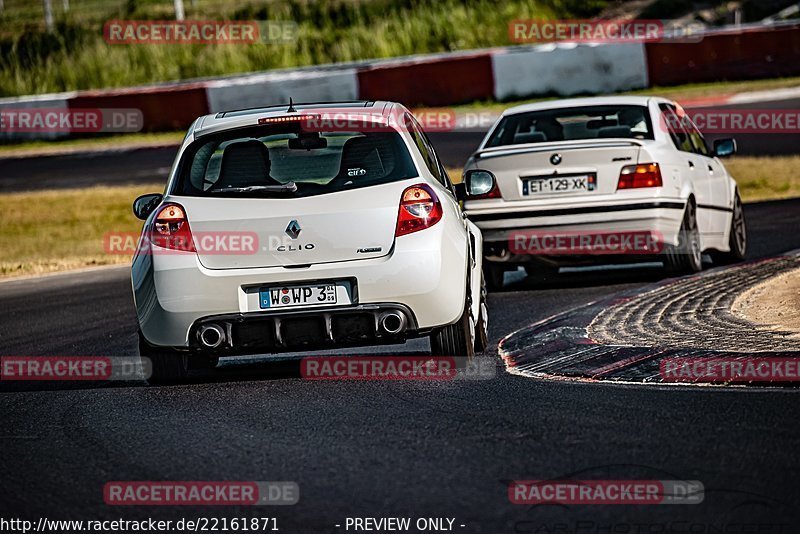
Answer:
xmin=0 ymin=146 xmax=177 ymax=193
xmin=2 ymin=146 xmax=800 ymax=534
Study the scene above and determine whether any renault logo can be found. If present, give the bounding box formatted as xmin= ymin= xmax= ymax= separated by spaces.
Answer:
xmin=285 ymin=220 xmax=301 ymax=239
xmin=550 ymin=153 xmax=562 ymax=165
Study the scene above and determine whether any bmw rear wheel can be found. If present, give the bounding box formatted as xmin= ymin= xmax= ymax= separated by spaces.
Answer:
xmin=665 ymin=200 xmax=702 ymax=274
xmin=711 ymin=192 xmax=746 ymax=264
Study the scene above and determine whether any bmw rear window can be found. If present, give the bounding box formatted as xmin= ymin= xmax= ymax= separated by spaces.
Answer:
xmin=172 ymin=124 xmax=417 ymax=198
xmin=485 ymin=105 xmax=655 ymax=148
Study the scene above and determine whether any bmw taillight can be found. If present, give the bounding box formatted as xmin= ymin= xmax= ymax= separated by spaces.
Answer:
xmin=395 ymin=184 xmax=443 ymax=237
xmin=617 ymin=163 xmax=663 ymax=190
xmin=150 ymin=203 xmax=196 ymax=252
xmin=466 ymin=176 xmax=502 ymax=200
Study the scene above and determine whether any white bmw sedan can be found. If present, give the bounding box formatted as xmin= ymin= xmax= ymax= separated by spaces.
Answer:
xmin=461 ymin=96 xmax=746 ymax=290
xmin=131 ymin=101 xmax=486 ymax=382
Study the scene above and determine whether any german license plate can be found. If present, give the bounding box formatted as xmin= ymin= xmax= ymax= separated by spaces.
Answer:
xmin=523 ymin=174 xmax=596 ymax=195
xmin=260 ymin=284 xmax=337 ymax=309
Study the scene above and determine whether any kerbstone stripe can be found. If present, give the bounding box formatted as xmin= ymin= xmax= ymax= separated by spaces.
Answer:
xmin=589 ymin=255 xmax=800 ymax=352
xmin=499 ymin=253 xmax=800 ymax=384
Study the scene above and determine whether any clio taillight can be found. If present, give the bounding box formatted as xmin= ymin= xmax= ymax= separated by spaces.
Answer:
xmin=150 ymin=203 xmax=196 ymax=252
xmin=395 ymin=184 xmax=443 ymax=237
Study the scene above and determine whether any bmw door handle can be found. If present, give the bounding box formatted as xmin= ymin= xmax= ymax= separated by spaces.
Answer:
xmin=707 ymin=165 xmax=714 ymax=173
xmin=688 ymin=161 xmax=695 ymax=169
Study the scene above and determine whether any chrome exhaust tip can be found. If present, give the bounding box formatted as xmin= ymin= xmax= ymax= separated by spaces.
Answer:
xmin=379 ymin=311 xmax=406 ymax=335
xmin=198 ymin=324 xmax=225 ymax=349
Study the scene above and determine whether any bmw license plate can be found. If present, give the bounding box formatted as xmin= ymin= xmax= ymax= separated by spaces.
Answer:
xmin=523 ymin=174 xmax=596 ymax=195
xmin=260 ymin=284 xmax=337 ymax=309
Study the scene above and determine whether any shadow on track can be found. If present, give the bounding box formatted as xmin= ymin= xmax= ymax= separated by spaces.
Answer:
xmin=0 ymin=349 xmax=438 ymax=392
xmin=502 ymin=265 xmax=669 ymax=293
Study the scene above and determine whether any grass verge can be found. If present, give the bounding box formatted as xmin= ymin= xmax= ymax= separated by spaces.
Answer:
xmin=0 ymin=0 xmax=595 ymax=96
xmin=0 ymin=184 xmax=155 ymax=278
xmin=725 ymin=156 xmax=800 ymax=200
xmin=1 ymin=155 xmax=798 ymax=279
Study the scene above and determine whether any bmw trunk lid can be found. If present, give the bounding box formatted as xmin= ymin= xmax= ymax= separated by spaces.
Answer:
xmin=471 ymin=139 xmax=643 ymax=200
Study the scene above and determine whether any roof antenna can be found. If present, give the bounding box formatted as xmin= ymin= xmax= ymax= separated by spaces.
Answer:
xmin=287 ymin=97 xmax=297 ymax=113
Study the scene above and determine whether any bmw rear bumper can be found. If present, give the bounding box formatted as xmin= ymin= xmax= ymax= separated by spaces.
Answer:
xmin=466 ymin=200 xmax=686 ymax=265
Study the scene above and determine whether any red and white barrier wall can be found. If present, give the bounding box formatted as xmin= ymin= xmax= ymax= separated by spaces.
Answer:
xmin=1 ymin=22 xmax=798 ymax=140
xmin=356 ymin=51 xmax=495 ymax=107
xmin=492 ymin=42 xmax=648 ymax=101
xmin=206 ymin=68 xmax=359 ymax=113
xmin=646 ymin=23 xmax=800 ymax=86
xmin=0 ymin=93 xmax=75 ymax=141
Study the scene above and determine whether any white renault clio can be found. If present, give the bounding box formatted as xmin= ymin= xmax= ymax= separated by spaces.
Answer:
xmin=132 ymin=101 xmax=486 ymax=382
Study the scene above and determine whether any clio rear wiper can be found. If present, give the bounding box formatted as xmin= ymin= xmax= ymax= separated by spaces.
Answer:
xmin=211 ymin=182 xmax=298 ymax=194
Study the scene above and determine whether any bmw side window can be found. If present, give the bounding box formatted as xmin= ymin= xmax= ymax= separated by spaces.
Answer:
xmin=406 ymin=113 xmax=445 ymax=185
xmin=682 ymin=116 xmax=710 ymax=156
xmin=660 ymin=104 xmax=694 ymax=153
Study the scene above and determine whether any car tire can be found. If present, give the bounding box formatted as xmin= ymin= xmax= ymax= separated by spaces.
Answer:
xmin=484 ymin=262 xmax=505 ymax=292
xmin=138 ymin=331 xmax=189 ymax=384
xmin=710 ymin=192 xmax=747 ymax=265
xmin=430 ymin=289 xmax=476 ymax=361
xmin=474 ymin=274 xmax=489 ymax=353
xmin=665 ymin=200 xmax=702 ymax=275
